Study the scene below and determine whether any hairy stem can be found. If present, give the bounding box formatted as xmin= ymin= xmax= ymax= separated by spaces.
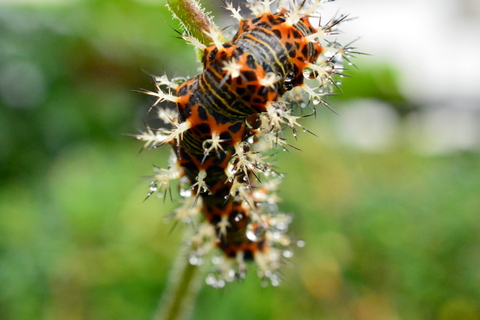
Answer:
xmin=167 ymin=0 xmax=222 ymax=59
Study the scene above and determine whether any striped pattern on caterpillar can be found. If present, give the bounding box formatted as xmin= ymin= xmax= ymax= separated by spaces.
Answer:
xmin=134 ymin=0 xmax=359 ymax=287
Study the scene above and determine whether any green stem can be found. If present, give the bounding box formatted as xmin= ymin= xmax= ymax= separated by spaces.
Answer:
xmin=167 ymin=0 xmax=225 ymax=60
xmin=167 ymin=0 xmax=215 ymax=47
xmin=153 ymin=237 xmax=204 ymax=320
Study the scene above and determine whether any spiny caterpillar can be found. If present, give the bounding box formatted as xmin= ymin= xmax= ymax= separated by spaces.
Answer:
xmin=133 ymin=0 xmax=358 ymax=287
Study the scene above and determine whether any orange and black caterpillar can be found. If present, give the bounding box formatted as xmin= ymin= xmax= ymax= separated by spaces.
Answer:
xmin=134 ymin=0 xmax=358 ymax=287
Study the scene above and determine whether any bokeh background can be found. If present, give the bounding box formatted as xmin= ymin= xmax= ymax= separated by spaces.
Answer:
xmin=1 ymin=0 xmax=480 ymax=319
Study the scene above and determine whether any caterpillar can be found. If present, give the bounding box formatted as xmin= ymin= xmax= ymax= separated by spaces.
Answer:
xmin=134 ymin=0 xmax=358 ymax=287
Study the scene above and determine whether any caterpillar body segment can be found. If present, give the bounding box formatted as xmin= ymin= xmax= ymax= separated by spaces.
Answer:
xmin=135 ymin=0 xmax=356 ymax=287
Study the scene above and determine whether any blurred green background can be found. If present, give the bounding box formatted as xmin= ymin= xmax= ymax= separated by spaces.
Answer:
xmin=1 ymin=1 xmax=479 ymax=320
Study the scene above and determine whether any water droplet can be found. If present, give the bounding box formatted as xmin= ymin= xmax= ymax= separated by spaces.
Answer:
xmin=246 ymin=223 xmax=265 ymax=242
xmin=149 ymin=182 xmax=158 ymax=192
xmin=206 ymin=274 xmax=216 ymax=286
xmin=296 ymin=240 xmax=306 ymax=248
xmin=211 ymin=256 xmax=222 ymax=265
xmin=277 ymin=221 xmax=288 ymax=231
xmin=189 ymin=255 xmax=202 ymax=265
xmin=227 ymin=269 xmax=236 ymax=281
xmin=271 ymin=277 xmax=280 ymax=287
xmin=179 ymin=188 xmax=192 ymax=198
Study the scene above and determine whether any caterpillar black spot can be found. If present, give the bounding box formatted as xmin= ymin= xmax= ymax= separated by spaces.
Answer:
xmin=134 ymin=0 xmax=359 ymax=287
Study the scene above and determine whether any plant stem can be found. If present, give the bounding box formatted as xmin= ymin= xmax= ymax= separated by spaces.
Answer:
xmin=167 ymin=0 xmax=215 ymax=46
xmin=153 ymin=236 xmax=205 ymax=320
